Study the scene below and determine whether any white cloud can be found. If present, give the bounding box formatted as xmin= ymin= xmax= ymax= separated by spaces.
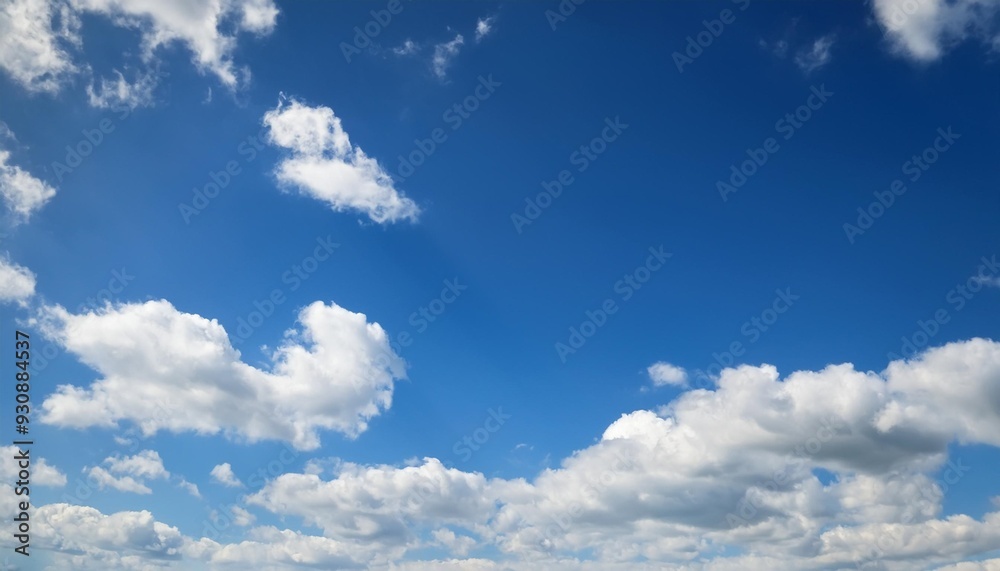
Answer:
xmin=178 ymin=478 xmax=201 ymax=498
xmin=433 ymin=34 xmax=465 ymax=79
xmin=475 ymin=16 xmax=496 ymax=42
xmin=0 ymin=255 xmax=36 ymax=304
xmin=36 ymin=298 xmax=407 ymax=450
xmin=264 ymin=97 xmax=420 ymax=224
xmin=795 ymin=34 xmax=835 ymax=72
xmin=872 ymin=0 xmax=1000 ymax=61
xmin=86 ymin=68 xmax=158 ymax=110
xmin=0 ymin=0 xmax=80 ymax=93
xmin=393 ymin=39 xmax=418 ymax=56
xmin=231 ymin=505 xmax=256 ymax=527
xmin=86 ymin=465 xmax=152 ymax=494
xmin=70 ymin=0 xmax=279 ymax=89
xmin=0 ymin=444 xmax=66 ymax=486
xmin=0 ymin=0 xmax=277 ymax=97
xmin=84 ymin=449 xmax=170 ymax=494
xmin=211 ymin=462 xmax=244 ymax=488
xmin=433 ymin=528 xmax=478 ymax=556
xmin=0 ymin=148 xmax=57 ymax=222
xmin=647 ymin=361 xmax=688 ymax=387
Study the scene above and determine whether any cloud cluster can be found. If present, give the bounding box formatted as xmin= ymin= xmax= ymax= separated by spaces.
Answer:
xmin=264 ymin=97 xmax=420 ymax=224
xmin=85 ymin=450 xmax=170 ymax=494
xmin=0 ymin=0 xmax=278 ymax=98
xmin=35 ymin=298 xmax=407 ymax=450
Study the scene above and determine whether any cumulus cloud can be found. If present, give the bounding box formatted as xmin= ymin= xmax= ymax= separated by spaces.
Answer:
xmin=433 ymin=34 xmax=465 ymax=79
xmin=0 ymin=0 xmax=278 ymax=98
xmin=0 ymin=147 xmax=57 ymax=222
xmin=0 ymin=255 xmax=36 ymax=304
xmin=264 ymin=97 xmax=420 ymax=224
xmin=0 ymin=444 xmax=66 ymax=486
xmin=647 ymin=361 xmax=688 ymax=387
xmin=21 ymin=339 xmax=1000 ymax=570
xmin=872 ymin=0 xmax=1000 ymax=61
xmin=211 ymin=462 xmax=244 ymax=488
xmin=795 ymin=34 xmax=835 ymax=72
xmin=36 ymin=298 xmax=407 ymax=450
xmin=84 ymin=449 xmax=170 ymax=494
xmin=0 ymin=0 xmax=80 ymax=93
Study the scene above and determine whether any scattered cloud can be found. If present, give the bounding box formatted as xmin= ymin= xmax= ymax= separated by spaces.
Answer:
xmin=0 ymin=445 xmax=66 ymax=486
xmin=36 ymin=298 xmax=407 ymax=450
xmin=432 ymin=34 xmax=465 ymax=79
xmin=476 ymin=16 xmax=496 ymax=42
xmin=647 ymin=361 xmax=688 ymax=387
xmin=393 ymin=39 xmax=419 ymax=56
xmin=0 ymin=146 xmax=56 ymax=222
xmin=264 ymin=96 xmax=420 ymax=224
xmin=0 ymin=255 xmax=36 ymax=305
xmin=872 ymin=0 xmax=1000 ymax=61
xmin=85 ymin=449 xmax=170 ymax=494
xmin=0 ymin=0 xmax=278 ymax=100
xmin=211 ymin=462 xmax=244 ymax=488
xmin=795 ymin=34 xmax=836 ymax=72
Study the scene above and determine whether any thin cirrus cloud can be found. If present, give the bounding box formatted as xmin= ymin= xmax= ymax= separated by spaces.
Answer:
xmin=33 ymin=298 xmax=407 ymax=451
xmin=795 ymin=34 xmax=836 ymax=72
xmin=264 ymin=96 xmax=421 ymax=224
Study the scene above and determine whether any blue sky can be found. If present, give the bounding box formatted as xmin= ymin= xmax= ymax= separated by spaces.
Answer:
xmin=1 ymin=1 xmax=1000 ymax=569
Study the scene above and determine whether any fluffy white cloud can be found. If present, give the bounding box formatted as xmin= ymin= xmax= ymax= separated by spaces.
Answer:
xmin=247 ymin=458 xmax=493 ymax=547
xmin=0 ymin=255 xmax=36 ymax=304
xmin=211 ymin=462 xmax=244 ymax=488
xmin=237 ymin=339 xmax=1000 ymax=569
xmin=264 ymin=97 xmax=420 ymax=224
xmin=0 ymin=0 xmax=277 ymax=98
xmin=433 ymin=34 xmax=465 ymax=79
xmin=0 ymin=444 xmax=66 ymax=486
xmin=70 ymin=0 xmax=279 ymax=89
xmin=84 ymin=449 xmax=169 ymax=494
xmin=872 ymin=0 xmax=1000 ymax=60
xmin=647 ymin=361 xmax=688 ymax=387
xmin=36 ymin=298 xmax=407 ymax=450
xmin=795 ymin=34 xmax=835 ymax=72
xmin=0 ymin=148 xmax=57 ymax=221
xmin=0 ymin=0 xmax=80 ymax=93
